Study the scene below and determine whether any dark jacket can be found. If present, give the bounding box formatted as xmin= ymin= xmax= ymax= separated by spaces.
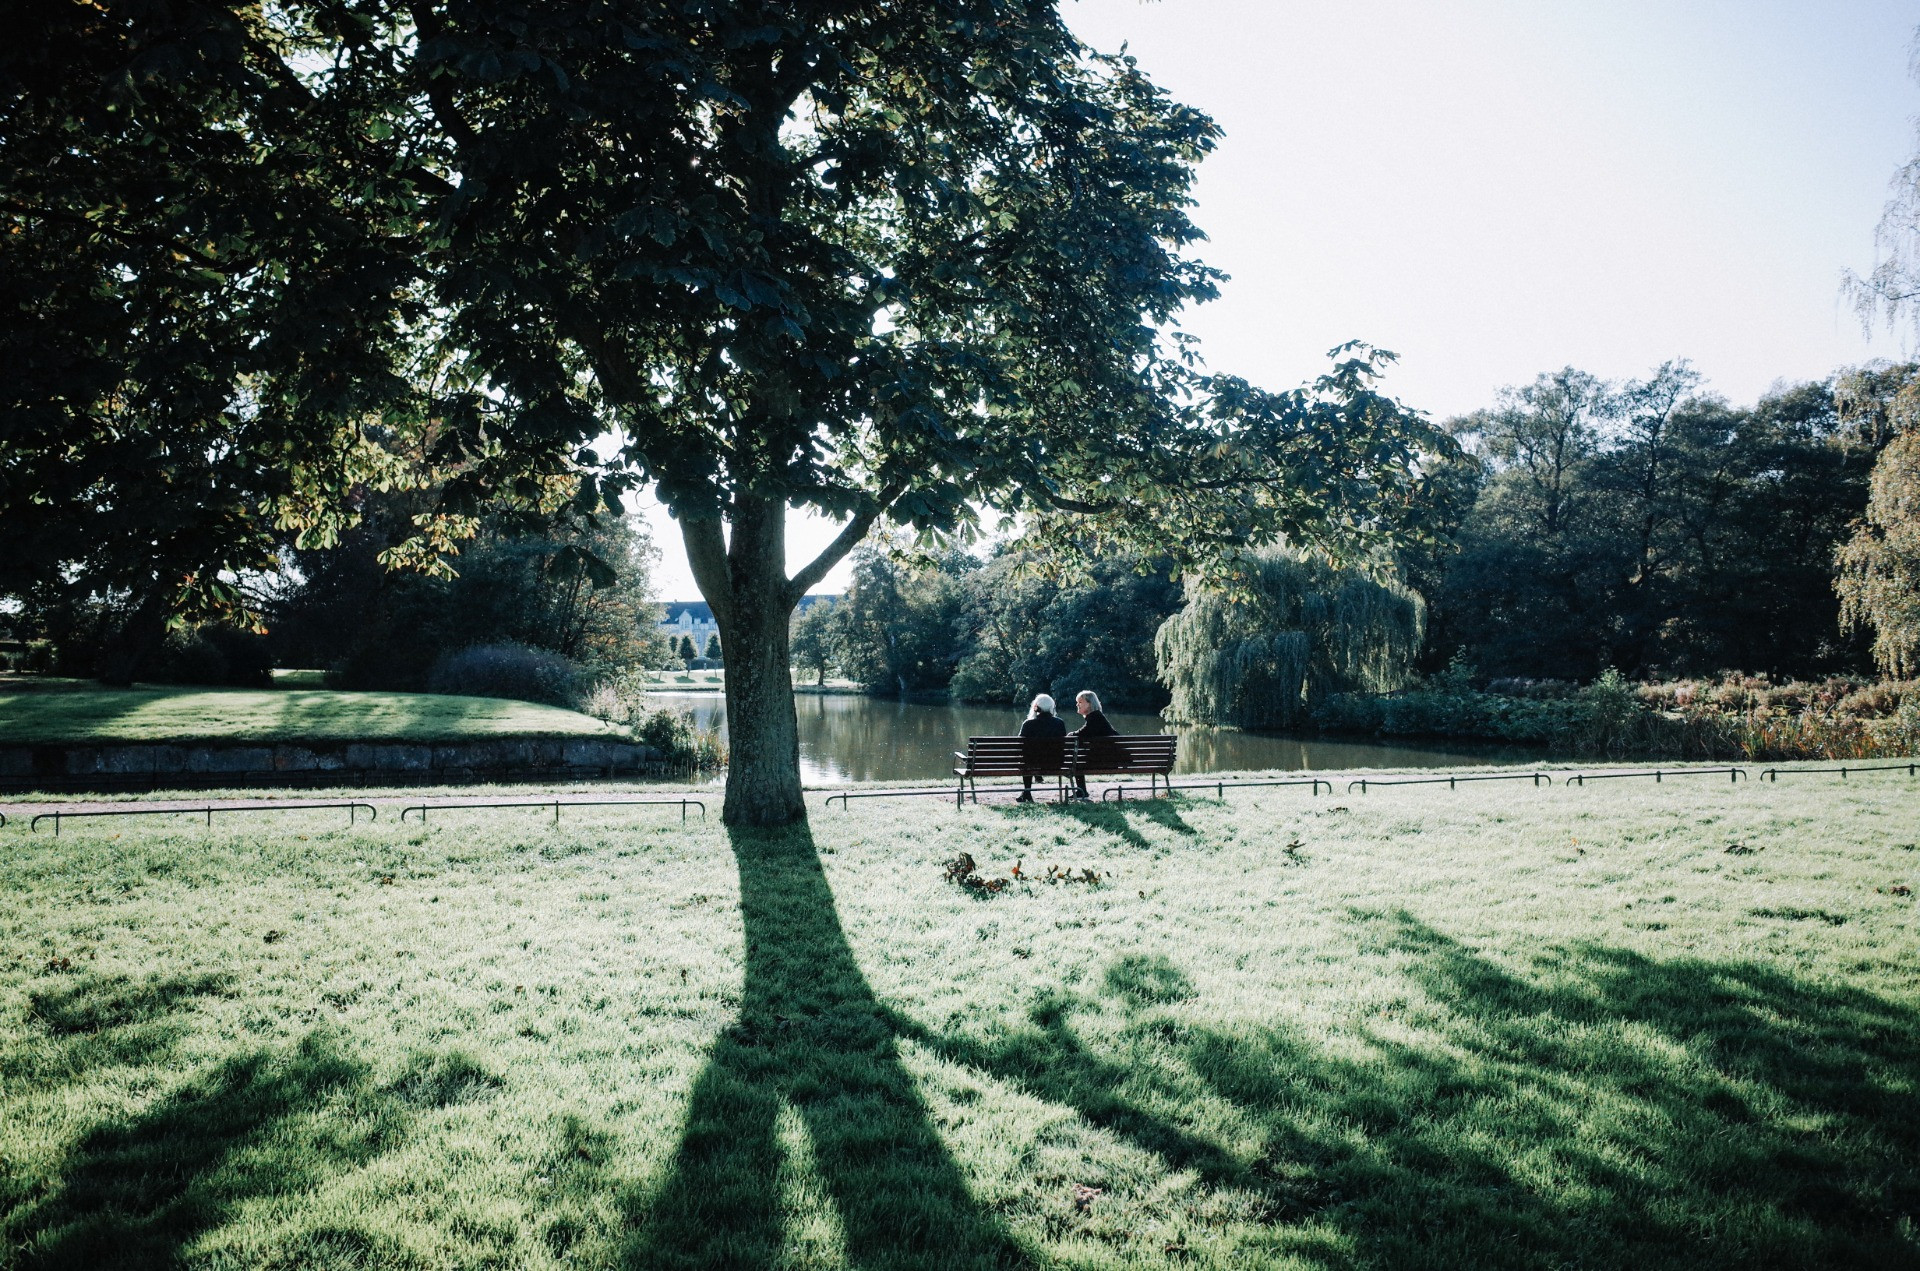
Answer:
xmin=1074 ymin=709 xmax=1118 ymax=739
xmin=1019 ymin=712 xmax=1067 ymax=739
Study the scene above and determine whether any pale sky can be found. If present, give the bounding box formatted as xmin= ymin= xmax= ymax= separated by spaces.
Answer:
xmin=642 ymin=0 xmax=1919 ymax=602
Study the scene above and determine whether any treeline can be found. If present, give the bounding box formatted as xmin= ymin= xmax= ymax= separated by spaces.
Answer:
xmin=1421 ymin=362 xmax=1877 ymax=681
xmin=13 ymin=494 xmax=672 ymax=705
xmin=803 ymin=360 xmax=1920 ymax=746
xmin=791 ymin=547 xmax=1183 ymax=709
xmin=270 ymin=499 xmax=667 ymax=699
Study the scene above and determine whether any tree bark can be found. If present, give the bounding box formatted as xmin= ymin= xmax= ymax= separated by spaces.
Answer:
xmin=718 ymin=586 xmax=806 ymax=826
xmin=683 ymin=496 xmax=804 ymax=826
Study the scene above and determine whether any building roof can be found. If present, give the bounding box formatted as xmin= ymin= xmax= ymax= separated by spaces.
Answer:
xmin=658 ymin=595 xmax=839 ymax=624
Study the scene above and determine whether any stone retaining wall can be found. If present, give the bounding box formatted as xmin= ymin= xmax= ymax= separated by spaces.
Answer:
xmin=0 ymin=737 xmax=665 ymax=793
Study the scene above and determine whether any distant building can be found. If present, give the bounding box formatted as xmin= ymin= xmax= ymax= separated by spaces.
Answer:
xmin=656 ymin=596 xmax=838 ymax=657
xmin=659 ymin=601 xmax=719 ymax=654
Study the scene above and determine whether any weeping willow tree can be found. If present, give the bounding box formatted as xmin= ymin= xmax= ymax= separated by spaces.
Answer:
xmin=1155 ymin=548 xmax=1425 ymax=728
xmin=1836 ymin=430 xmax=1920 ymax=678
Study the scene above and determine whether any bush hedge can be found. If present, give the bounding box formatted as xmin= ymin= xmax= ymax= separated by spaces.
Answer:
xmin=1315 ymin=670 xmax=1920 ymax=762
xmin=425 ymin=643 xmax=581 ymax=707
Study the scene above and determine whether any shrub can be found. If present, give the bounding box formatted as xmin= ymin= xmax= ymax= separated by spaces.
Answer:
xmin=580 ymin=669 xmax=653 ymax=728
xmin=636 ymin=708 xmax=726 ymax=773
xmin=1484 ymin=677 xmax=1579 ymax=699
xmin=426 ymin=643 xmax=580 ymax=706
xmin=145 ymin=627 xmax=274 ymax=688
xmin=1836 ymin=679 xmax=1917 ymax=718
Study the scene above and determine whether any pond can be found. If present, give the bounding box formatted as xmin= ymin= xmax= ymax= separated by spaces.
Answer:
xmin=645 ymin=691 xmax=1535 ymax=785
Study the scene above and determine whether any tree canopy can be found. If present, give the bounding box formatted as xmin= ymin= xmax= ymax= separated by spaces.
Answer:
xmin=5 ymin=1 xmax=1451 ymax=823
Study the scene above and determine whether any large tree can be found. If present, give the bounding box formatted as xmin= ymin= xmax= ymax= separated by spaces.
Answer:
xmin=7 ymin=2 xmax=1450 ymax=824
xmin=1834 ymin=366 xmax=1920 ymax=678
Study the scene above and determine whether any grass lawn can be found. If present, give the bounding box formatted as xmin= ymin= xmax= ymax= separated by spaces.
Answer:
xmin=1 ymin=772 xmax=1917 ymax=1268
xmin=0 ymin=680 xmax=622 ymax=745
xmin=644 ymin=671 xmax=727 ymax=690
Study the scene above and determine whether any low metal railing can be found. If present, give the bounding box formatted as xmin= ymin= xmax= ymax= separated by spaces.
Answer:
xmin=1102 ymin=777 xmax=1332 ymax=801
xmin=823 ymin=787 xmax=967 ymax=810
xmin=399 ymin=797 xmax=704 ymax=824
xmin=1347 ymin=772 xmax=1552 ymax=793
xmin=1760 ymin=762 xmax=1918 ymax=781
xmin=1562 ymin=766 xmax=1746 ymax=787
xmin=30 ymin=801 xmax=377 ymax=835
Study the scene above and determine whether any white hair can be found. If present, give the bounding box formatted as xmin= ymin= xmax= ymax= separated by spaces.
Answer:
xmin=1028 ymin=693 xmax=1056 ymax=719
xmin=1077 ymin=690 xmax=1102 ymax=712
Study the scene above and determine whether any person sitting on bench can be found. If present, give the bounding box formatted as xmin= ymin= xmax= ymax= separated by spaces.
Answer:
xmin=1071 ymin=689 xmax=1118 ymax=800
xmin=1015 ymin=693 xmax=1066 ymax=802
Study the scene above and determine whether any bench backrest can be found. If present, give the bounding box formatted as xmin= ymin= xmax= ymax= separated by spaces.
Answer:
xmin=960 ymin=736 xmax=1072 ymax=776
xmin=1076 ymin=734 xmax=1177 ymax=774
xmin=961 ymin=734 xmax=1177 ymax=775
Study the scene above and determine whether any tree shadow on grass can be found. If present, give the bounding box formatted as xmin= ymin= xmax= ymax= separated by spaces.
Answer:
xmin=891 ymin=911 xmax=1920 ymax=1270
xmin=27 ymin=971 xmax=232 ymax=1036
xmin=4 ymin=973 xmax=233 ymax=1089
xmin=8 ymin=976 xmax=496 ymax=1271
xmin=10 ymin=1031 xmax=410 ymax=1269
xmin=622 ymin=824 xmax=1029 ymax=1270
xmin=1068 ymin=796 xmax=1199 ymax=841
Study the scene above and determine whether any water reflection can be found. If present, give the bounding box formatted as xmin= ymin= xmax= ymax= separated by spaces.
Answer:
xmin=647 ymin=692 xmax=1532 ymax=785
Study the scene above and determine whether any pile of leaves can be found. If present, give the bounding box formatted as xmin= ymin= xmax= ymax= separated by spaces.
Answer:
xmin=943 ymin=853 xmax=1008 ymax=895
xmin=943 ymin=855 xmax=1107 ymax=896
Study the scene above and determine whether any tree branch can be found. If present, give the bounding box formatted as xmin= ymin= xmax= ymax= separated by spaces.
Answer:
xmin=680 ymin=515 xmax=734 ymax=629
xmin=406 ymin=4 xmax=485 ymax=156
xmin=784 ymin=480 xmax=904 ymax=606
xmin=2 ymin=200 xmax=241 ymax=273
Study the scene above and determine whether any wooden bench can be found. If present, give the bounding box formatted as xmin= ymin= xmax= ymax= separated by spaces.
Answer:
xmin=952 ymin=734 xmax=1178 ymax=805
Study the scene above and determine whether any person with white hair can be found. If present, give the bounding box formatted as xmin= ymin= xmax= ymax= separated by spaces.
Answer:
xmin=1069 ymin=690 xmax=1119 ymax=800
xmin=1014 ymin=692 xmax=1067 ymax=802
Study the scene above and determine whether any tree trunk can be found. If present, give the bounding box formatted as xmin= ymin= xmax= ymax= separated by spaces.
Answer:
xmin=719 ymin=586 xmax=806 ymax=826
xmin=685 ymin=496 xmax=806 ymax=827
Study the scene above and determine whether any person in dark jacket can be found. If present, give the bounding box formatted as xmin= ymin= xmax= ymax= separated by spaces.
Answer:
xmin=1015 ymin=693 xmax=1067 ymax=802
xmin=1070 ymin=690 xmax=1119 ymax=799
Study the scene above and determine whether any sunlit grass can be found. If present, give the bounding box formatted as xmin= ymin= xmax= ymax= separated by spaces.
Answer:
xmin=1 ymin=771 xmax=1916 ymax=1267
xmin=0 ymin=682 xmax=621 ymax=745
